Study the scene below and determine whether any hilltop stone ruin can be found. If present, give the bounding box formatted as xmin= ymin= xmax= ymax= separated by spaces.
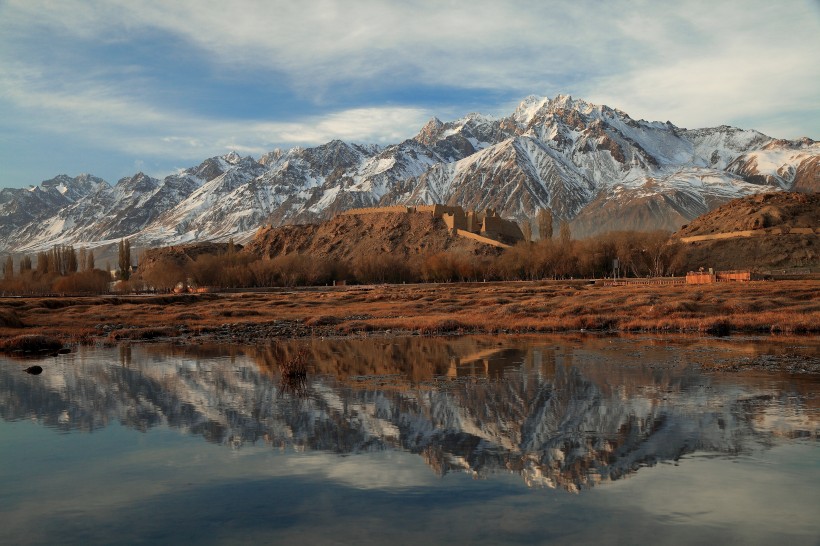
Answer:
xmin=342 ymin=204 xmax=525 ymax=247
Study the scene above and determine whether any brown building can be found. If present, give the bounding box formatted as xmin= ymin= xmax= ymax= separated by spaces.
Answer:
xmin=686 ymin=269 xmax=755 ymax=284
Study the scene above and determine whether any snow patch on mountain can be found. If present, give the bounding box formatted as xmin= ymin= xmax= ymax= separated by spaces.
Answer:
xmin=1 ymin=96 xmax=817 ymax=253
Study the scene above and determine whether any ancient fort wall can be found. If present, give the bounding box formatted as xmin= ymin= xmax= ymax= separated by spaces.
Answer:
xmin=341 ymin=204 xmax=524 ymax=244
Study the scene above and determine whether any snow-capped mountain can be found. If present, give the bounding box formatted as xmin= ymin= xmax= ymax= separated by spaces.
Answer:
xmin=1 ymin=94 xmax=817 ymax=252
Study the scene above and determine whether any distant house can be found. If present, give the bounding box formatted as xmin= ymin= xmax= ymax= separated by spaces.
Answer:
xmin=686 ymin=269 xmax=756 ymax=284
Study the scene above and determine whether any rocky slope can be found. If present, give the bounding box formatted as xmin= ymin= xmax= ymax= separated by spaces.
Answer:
xmin=676 ymin=192 xmax=820 ymax=236
xmin=673 ymin=192 xmax=820 ymax=272
xmin=1 ymin=95 xmax=817 ymax=254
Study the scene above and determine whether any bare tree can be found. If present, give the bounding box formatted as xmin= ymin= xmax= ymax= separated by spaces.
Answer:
xmin=521 ymin=221 xmax=533 ymax=243
xmin=537 ymin=207 xmax=553 ymax=240
xmin=36 ymin=251 xmax=49 ymax=275
xmin=119 ymin=239 xmax=132 ymax=280
xmin=66 ymin=246 xmax=78 ymax=274
xmin=559 ymin=220 xmax=571 ymax=247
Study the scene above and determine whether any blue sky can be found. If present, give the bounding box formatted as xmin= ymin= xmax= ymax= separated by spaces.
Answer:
xmin=1 ymin=0 xmax=818 ymax=189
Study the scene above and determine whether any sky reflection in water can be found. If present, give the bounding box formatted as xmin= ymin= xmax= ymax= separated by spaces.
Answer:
xmin=1 ymin=335 xmax=818 ymax=545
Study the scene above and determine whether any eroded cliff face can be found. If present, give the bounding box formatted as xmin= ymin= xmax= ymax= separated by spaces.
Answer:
xmin=3 ymin=337 xmax=816 ymax=491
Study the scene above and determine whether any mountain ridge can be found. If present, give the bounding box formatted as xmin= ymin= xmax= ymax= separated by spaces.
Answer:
xmin=1 ymin=94 xmax=817 ymax=253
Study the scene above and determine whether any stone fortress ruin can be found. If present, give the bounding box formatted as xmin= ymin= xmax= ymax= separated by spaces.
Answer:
xmin=342 ymin=204 xmax=525 ymax=247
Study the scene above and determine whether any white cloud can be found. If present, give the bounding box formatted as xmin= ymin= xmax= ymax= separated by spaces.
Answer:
xmin=0 ymin=62 xmax=429 ymax=161
xmin=0 ymin=0 xmax=624 ymax=92
xmin=582 ymin=3 xmax=820 ymax=137
xmin=597 ymin=446 xmax=820 ymax=541
xmin=0 ymin=0 xmax=817 ymax=168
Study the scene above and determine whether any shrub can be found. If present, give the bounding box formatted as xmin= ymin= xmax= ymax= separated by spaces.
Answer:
xmin=305 ymin=315 xmax=341 ymax=326
xmin=108 ymin=327 xmax=176 ymax=340
xmin=0 ymin=308 xmax=24 ymax=328
xmin=0 ymin=335 xmax=63 ymax=353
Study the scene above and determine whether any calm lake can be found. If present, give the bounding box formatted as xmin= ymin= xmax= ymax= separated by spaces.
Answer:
xmin=1 ymin=335 xmax=818 ymax=545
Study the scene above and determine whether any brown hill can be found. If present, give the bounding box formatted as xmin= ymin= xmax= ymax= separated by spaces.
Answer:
xmin=673 ymin=192 xmax=820 ymax=273
xmin=244 ymin=211 xmax=505 ymax=260
xmin=675 ymin=192 xmax=820 ymax=237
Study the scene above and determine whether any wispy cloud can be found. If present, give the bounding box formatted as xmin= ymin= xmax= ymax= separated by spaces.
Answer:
xmin=4 ymin=0 xmax=815 ymax=122
xmin=583 ymin=3 xmax=820 ymax=137
xmin=0 ymin=0 xmax=817 ymax=186
xmin=0 ymin=62 xmax=429 ymax=161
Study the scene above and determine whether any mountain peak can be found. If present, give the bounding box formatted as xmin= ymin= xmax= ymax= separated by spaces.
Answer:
xmin=259 ymin=148 xmax=286 ymax=167
xmin=512 ymin=94 xmax=601 ymax=127
xmin=39 ymin=173 xmax=108 ymax=202
xmin=512 ymin=95 xmax=550 ymax=126
xmin=415 ymin=117 xmax=446 ymax=146
xmin=222 ymin=151 xmax=242 ymax=165
xmin=2 ymin=93 xmax=816 ymax=254
xmin=547 ymin=94 xmax=599 ymax=116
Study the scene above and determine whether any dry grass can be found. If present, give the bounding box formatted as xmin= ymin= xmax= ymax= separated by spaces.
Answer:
xmin=0 ymin=280 xmax=818 ymax=344
xmin=108 ymin=327 xmax=177 ymax=341
xmin=0 ymin=334 xmax=63 ymax=354
xmin=279 ymin=346 xmax=310 ymax=378
xmin=0 ymin=308 xmax=24 ymax=328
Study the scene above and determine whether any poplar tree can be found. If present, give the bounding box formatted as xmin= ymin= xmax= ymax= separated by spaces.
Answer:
xmin=559 ymin=220 xmax=572 ymax=247
xmin=119 ymin=239 xmax=131 ymax=280
xmin=51 ymin=245 xmax=64 ymax=275
xmin=537 ymin=207 xmax=553 ymax=240
xmin=36 ymin=251 xmax=49 ymax=275
xmin=521 ymin=221 xmax=533 ymax=243
xmin=125 ymin=240 xmax=131 ymax=276
xmin=3 ymin=255 xmax=13 ymax=279
xmin=67 ymin=246 xmax=78 ymax=273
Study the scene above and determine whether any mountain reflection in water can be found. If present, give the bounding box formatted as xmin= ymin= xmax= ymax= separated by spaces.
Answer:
xmin=1 ymin=335 xmax=817 ymax=493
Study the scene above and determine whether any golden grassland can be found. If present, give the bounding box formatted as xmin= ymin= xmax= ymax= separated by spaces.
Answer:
xmin=0 ymin=280 xmax=818 ymax=350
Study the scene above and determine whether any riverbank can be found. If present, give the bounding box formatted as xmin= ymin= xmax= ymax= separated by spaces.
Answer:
xmin=1 ymin=280 xmax=818 ymax=351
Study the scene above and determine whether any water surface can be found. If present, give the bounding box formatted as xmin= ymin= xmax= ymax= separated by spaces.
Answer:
xmin=1 ymin=335 xmax=818 ymax=545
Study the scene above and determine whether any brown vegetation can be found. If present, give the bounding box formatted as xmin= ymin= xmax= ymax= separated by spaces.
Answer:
xmin=0 ymin=308 xmax=24 ymax=328
xmin=0 ymin=334 xmax=64 ymax=355
xmin=1 ymin=280 xmax=817 ymax=348
xmin=2 ymin=195 xmax=817 ymax=301
xmin=124 ymin=229 xmax=685 ymax=293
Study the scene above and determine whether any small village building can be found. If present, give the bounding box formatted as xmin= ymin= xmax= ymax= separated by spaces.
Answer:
xmin=685 ymin=269 xmax=755 ymax=284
